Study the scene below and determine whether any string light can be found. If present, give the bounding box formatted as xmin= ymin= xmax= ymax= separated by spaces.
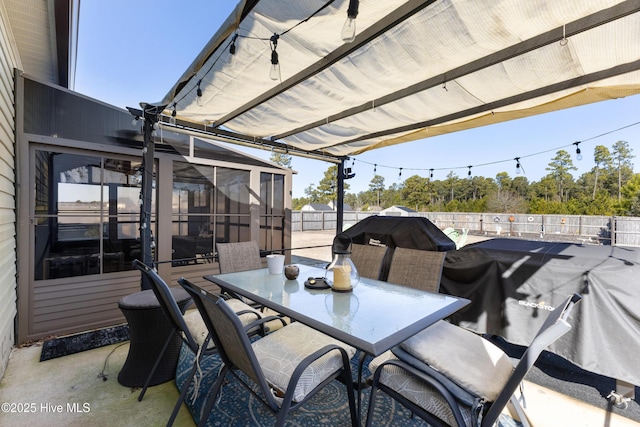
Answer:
xmin=341 ymin=0 xmax=359 ymax=43
xmin=169 ymin=103 xmax=177 ymax=125
xmin=165 ymin=3 xmax=344 ymax=110
xmin=467 ymin=165 xmax=472 ymax=179
xmin=269 ymin=34 xmax=280 ymax=81
xmin=341 ymin=119 xmax=640 ymax=183
xmin=228 ymin=33 xmax=238 ymax=65
xmin=398 ymin=167 xmax=402 ymax=180
xmin=573 ymin=141 xmax=583 ymax=161
xmin=196 ymin=80 xmax=203 ymax=106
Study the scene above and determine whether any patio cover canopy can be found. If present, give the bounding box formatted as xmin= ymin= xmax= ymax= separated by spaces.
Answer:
xmin=156 ymin=0 xmax=640 ymax=162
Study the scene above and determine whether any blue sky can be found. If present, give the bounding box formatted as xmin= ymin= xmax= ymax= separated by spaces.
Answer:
xmin=74 ymin=1 xmax=640 ymax=198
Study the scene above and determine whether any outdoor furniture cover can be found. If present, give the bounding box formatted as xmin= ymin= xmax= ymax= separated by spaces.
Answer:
xmin=440 ymin=238 xmax=640 ymax=387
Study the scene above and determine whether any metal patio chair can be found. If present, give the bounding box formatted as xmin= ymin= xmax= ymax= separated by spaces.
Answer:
xmin=179 ymin=279 xmax=359 ymax=427
xmin=132 ymin=260 xmax=264 ymax=426
xmin=350 ymin=243 xmax=388 ymax=280
xmin=386 ymin=247 xmax=446 ymax=292
xmin=216 ymin=240 xmax=263 ymax=273
xmin=366 ymin=293 xmax=582 ymax=427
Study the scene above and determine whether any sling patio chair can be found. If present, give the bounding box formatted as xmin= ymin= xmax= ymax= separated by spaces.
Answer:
xmin=215 ymin=240 xmax=265 ymax=307
xmin=179 ymin=279 xmax=359 ymax=427
xmin=366 ymin=293 xmax=582 ymax=427
xmin=216 ymin=240 xmax=263 ymax=273
xmin=386 ymin=247 xmax=446 ymax=292
xmin=131 ymin=260 xmax=265 ymax=426
xmin=350 ymin=243 xmax=388 ymax=280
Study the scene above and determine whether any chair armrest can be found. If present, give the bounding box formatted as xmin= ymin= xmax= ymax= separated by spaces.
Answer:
xmin=285 ymin=344 xmax=350 ymax=392
xmin=244 ymin=315 xmax=288 ymax=334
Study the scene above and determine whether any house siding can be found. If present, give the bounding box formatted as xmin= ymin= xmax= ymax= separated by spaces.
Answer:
xmin=0 ymin=2 xmax=19 ymax=380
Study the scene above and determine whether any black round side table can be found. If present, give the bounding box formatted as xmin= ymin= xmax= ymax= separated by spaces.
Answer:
xmin=117 ymin=287 xmax=191 ymax=387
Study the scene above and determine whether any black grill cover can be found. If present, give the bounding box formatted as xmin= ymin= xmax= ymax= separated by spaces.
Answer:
xmin=333 ymin=216 xmax=456 ymax=281
xmin=335 ymin=216 xmax=456 ymax=252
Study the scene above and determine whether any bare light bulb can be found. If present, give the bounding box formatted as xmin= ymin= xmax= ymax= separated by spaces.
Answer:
xmin=341 ymin=17 xmax=356 ymax=43
xmin=269 ymin=50 xmax=280 ymax=81
xmin=342 ymin=0 xmax=359 ymax=43
xmin=227 ymin=43 xmax=237 ymax=66
xmin=196 ymin=80 xmax=204 ymax=106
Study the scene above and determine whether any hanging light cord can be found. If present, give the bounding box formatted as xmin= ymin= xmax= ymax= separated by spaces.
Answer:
xmin=352 ymin=119 xmax=640 ymax=175
xmin=171 ymin=1 xmax=336 ymax=109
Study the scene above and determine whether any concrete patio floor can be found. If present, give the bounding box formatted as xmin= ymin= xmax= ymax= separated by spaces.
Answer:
xmin=0 ymin=230 xmax=637 ymax=426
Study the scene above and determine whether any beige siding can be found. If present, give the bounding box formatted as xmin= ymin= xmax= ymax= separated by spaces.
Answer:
xmin=28 ymin=273 xmax=139 ymax=340
xmin=0 ymin=2 xmax=19 ymax=380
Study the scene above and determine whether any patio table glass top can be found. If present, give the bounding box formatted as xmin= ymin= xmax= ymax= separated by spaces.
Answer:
xmin=205 ymin=264 xmax=469 ymax=356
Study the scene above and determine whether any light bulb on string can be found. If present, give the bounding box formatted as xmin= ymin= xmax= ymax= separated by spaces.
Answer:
xmin=398 ymin=167 xmax=403 ymax=180
xmin=196 ymin=80 xmax=204 ymax=106
xmin=341 ymin=0 xmax=359 ymax=43
xmin=227 ymin=33 xmax=238 ymax=66
xmin=429 ymin=169 xmax=433 ymax=179
xmin=169 ymin=103 xmax=177 ymax=125
xmin=467 ymin=166 xmax=472 ymax=179
xmin=373 ymin=164 xmax=377 ymax=174
xmin=573 ymin=141 xmax=583 ymax=161
xmin=269 ymin=34 xmax=281 ymax=81
xmin=515 ymin=157 xmax=521 ymax=174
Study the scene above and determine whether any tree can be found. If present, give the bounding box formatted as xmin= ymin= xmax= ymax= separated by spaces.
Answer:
xmin=315 ymin=165 xmax=350 ymax=204
xmin=612 ymin=140 xmax=634 ymax=201
xmin=445 ymin=171 xmax=458 ymax=202
xmin=368 ymin=174 xmax=385 ymax=207
xmin=401 ymin=175 xmax=430 ymax=211
xmin=592 ymin=145 xmax=612 ymax=200
xmin=619 ymin=173 xmax=640 ymax=214
xmin=486 ymin=189 xmax=528 ymax=213
xmin=304 ymin=184 xmax=321 ymax=203
xmin=495 ymin=172 xmax=512 ymax=190
xmin=269 ymin=151 xmax=292 ymax=168
xmin=545 ymin=150 xmax=577 ymax=202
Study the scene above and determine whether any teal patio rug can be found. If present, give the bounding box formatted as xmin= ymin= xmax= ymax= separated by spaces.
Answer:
xmin=176 ymin=343 xmax=521 ymax=426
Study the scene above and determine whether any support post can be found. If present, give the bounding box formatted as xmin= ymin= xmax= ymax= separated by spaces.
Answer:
xmin=140 ymin=113 xmax=155 ymax=278
xmin=129 ymin=103 xmax=164 ymax=290
xmin=336 ymin=159 xmax=345 ymax=234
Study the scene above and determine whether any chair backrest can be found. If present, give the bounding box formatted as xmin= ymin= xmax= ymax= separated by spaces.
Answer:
xmin=350 ymin=244 xmax=388 ymax=280
xmin=216 ymin=241 xmax=263 ymax=273
xmin=178 ymin=279 xmax=273 ymax=395
xmin=132 ymin=260 xmax=198 ymax=351
xmin=482 ymin=293 xmax=582 ymax=426
xmin=386 ymin=248 xmax=446 ymax=292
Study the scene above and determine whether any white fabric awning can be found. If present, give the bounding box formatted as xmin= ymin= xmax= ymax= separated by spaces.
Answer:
xmin=158 ymin=0 xmax=640 ymax=161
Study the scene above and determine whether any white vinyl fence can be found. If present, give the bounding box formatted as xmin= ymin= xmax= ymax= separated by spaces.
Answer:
xmin=292 ymin=211 xmax=640 ymax=247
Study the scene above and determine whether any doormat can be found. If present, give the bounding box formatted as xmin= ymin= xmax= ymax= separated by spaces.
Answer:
xmin=39 ymin=325 xmax=130 ymax=362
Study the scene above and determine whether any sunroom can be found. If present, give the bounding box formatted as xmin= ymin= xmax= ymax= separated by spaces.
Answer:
xmin=15 ymin=76 xmax=292 ymax=344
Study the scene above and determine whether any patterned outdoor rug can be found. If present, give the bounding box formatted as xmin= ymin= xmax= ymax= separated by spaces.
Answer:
xmin=175 ymin=344 xmax=521 ymax=426
xmin=39 ymin=325 xmax=129 ymax=362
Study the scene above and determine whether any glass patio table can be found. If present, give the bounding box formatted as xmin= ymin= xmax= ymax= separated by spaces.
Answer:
xmin=205 ymin=263 xmax=469 ymax=356
xmin=204 ymin=264 xmax=469 ymax=401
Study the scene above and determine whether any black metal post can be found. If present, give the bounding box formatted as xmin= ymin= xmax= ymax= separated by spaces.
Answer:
xmin=139 ymin=106 xmax=159 ymax=289
xmin=337 ymin=159 xmax=345 ymax=234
